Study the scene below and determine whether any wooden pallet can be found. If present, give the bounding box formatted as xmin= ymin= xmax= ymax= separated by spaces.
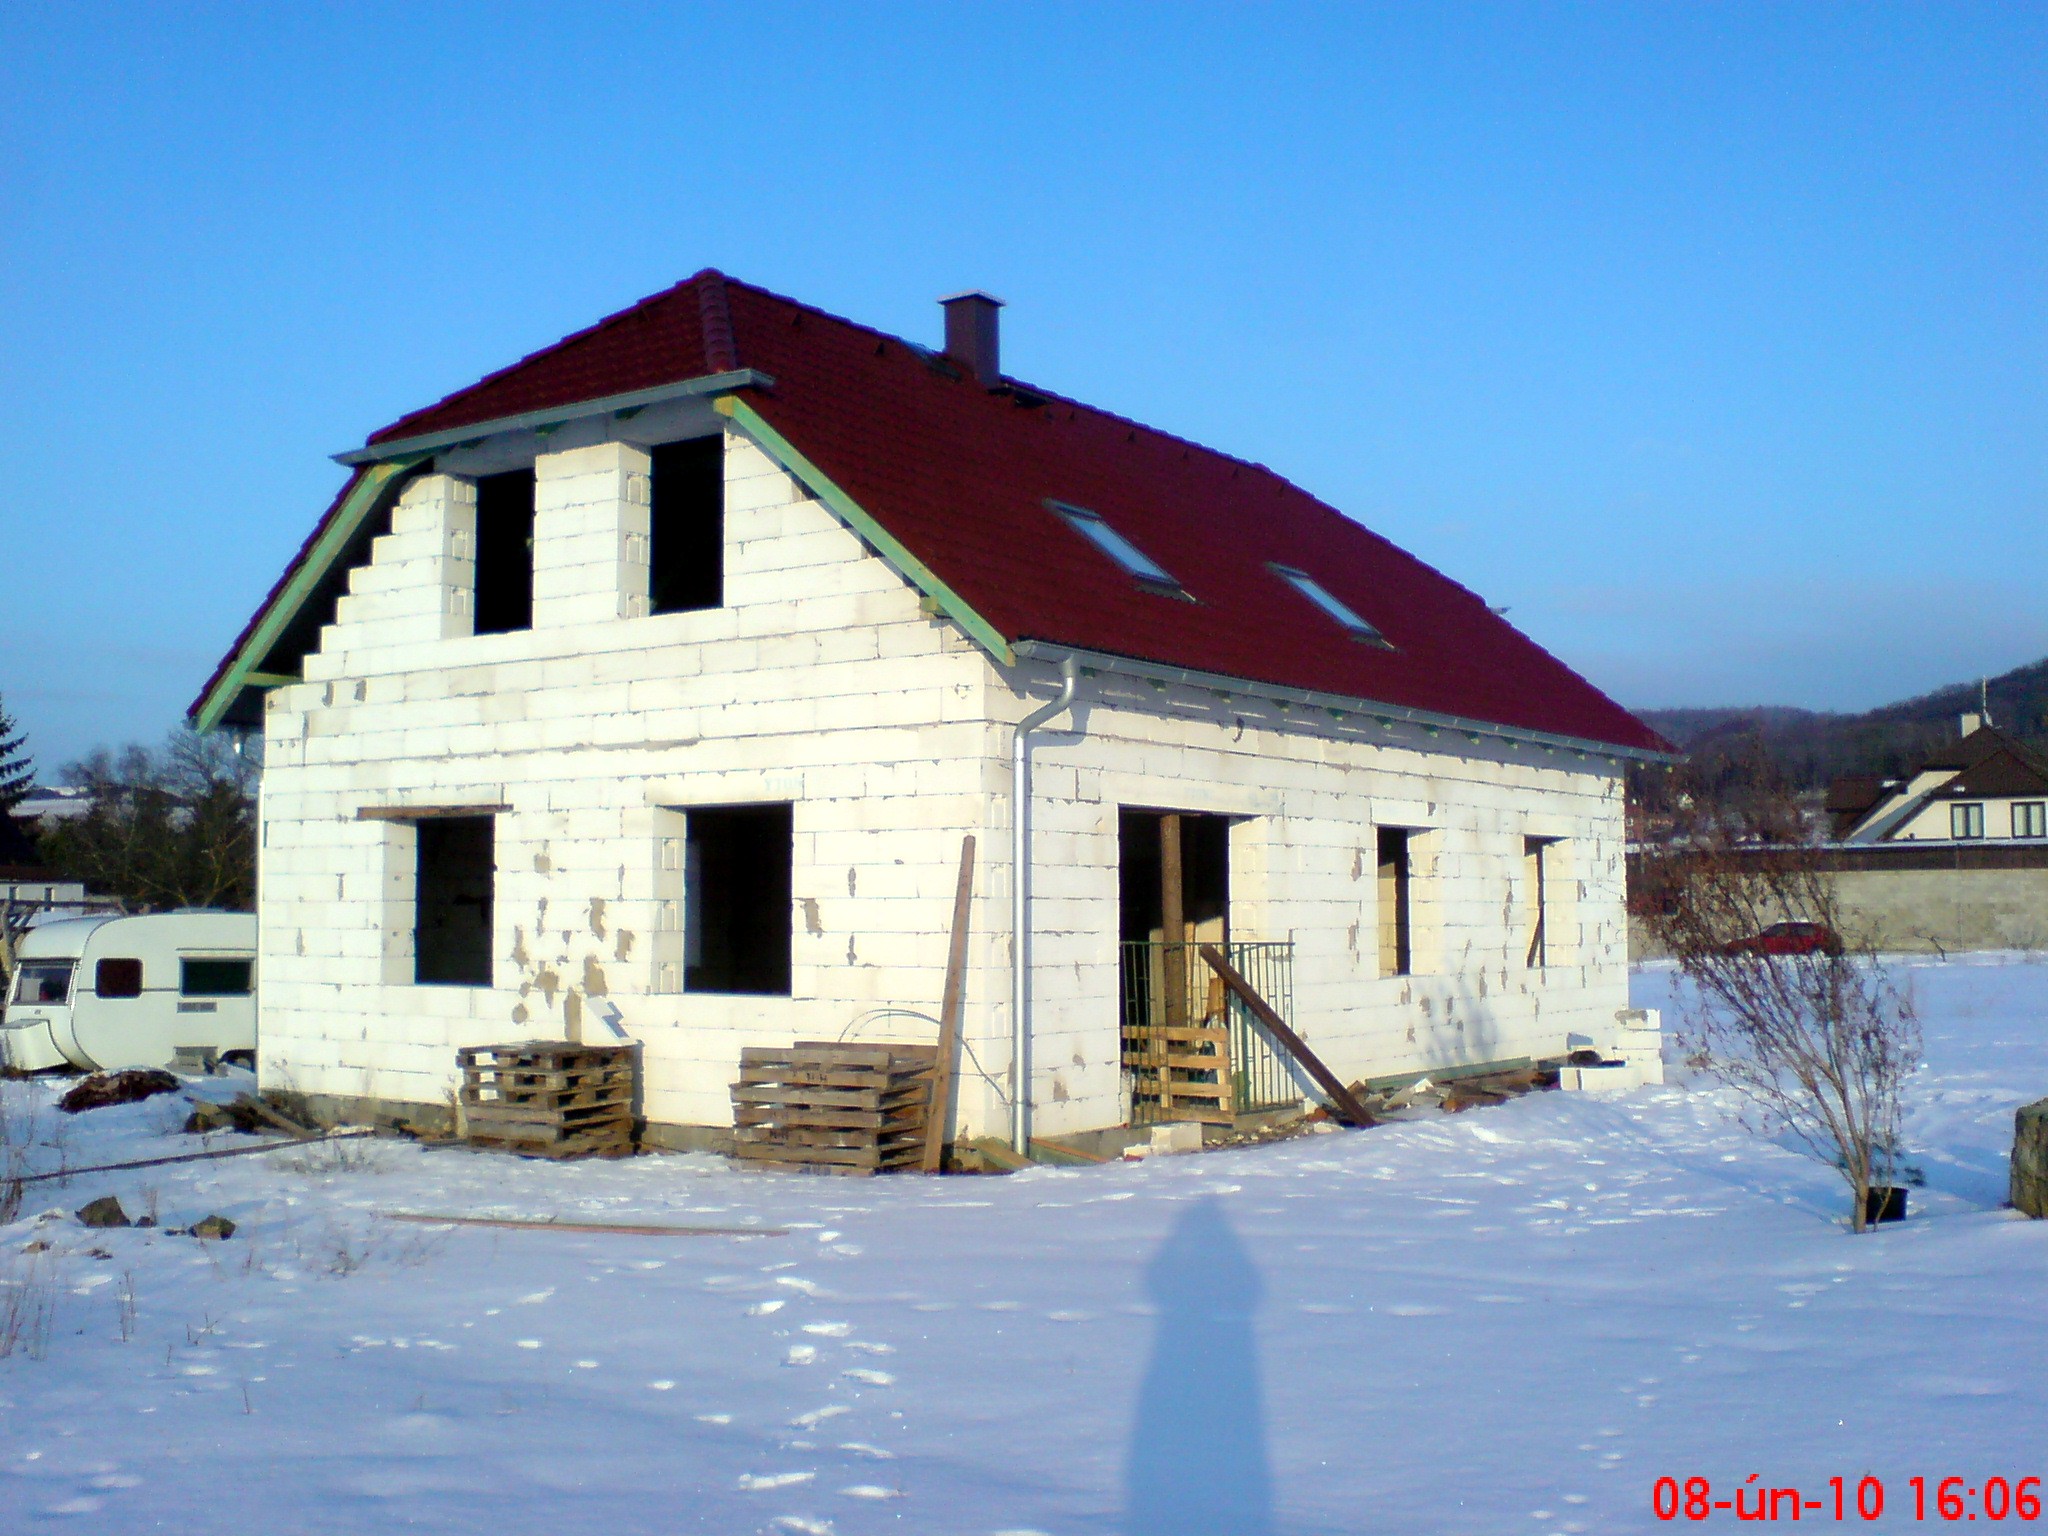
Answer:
xmin=730 ymin=1041 xmax=937 ymax=1175
xmin=458 ymin=1041 xmax=636 ymax=1160
xmin=1124 ymin=976 xmax=1236 ymax=1124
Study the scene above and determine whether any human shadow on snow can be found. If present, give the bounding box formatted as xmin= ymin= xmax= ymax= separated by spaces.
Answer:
xmin=1122 ymin=1197 xmax=1275 ymax=1536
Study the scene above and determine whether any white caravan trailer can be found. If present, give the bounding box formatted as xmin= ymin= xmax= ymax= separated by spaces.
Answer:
xmin=2 ymin=912 xmax=256 ymax=1073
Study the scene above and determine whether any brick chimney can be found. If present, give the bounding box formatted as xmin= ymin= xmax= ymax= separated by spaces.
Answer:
xmin=940 ymin=291 xmax=1004 ymax=387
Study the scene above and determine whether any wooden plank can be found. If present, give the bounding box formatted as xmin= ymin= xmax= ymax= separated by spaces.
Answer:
xmin=924 ymin=834 xmax=976 ymax=1173
xmin=1198 ymin=944 xmax=1375 ymax=1128
xmin=355 ymin=802 xmax=504 ymax=825
xmin=382 ymin=1213 xmax=789 ymax=1237
xmin=734 ymin=1105 xmax=923 ymax=1131
xmin=784 ymin=1041 xmax=905 ymax=1065
xmin=733 ymin=1141 xmax=882 ymax=1168
xmin=730 ymin=1083 xmax=887 ymax=1111
xmin=737 ymin=1124 xmax=894 ymax=1150
xmin=737 ymin=1073 xmax=897 ymax=1097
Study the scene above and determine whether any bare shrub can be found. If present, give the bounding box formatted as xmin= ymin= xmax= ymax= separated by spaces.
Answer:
xmin=0 ymin=1087 xmax=34 ymax=1226
xmin=0 ymin=1246 xmax=58 ymax=1360
xmin=1640 ymin=756 xmax=1921 ymax=1233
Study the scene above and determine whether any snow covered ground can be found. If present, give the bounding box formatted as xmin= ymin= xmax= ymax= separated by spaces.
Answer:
xmin=2 ymin=956 xmax=2043 ymax=1535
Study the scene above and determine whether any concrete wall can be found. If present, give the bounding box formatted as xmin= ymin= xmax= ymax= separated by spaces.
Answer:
xmin=258 ymin=414 xmax=1636 ymax=1141
xmin=1628 ymin=848 xmax=2048 ymax=958
xmin=1830 ymin=866 xmax=2048 ymax=953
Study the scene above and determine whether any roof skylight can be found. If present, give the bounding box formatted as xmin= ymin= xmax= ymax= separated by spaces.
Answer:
xmin=1269 ymin=564 xmax=1387 ymax=644
xmin=1048 ymin=501 xmax=1186 ymax=596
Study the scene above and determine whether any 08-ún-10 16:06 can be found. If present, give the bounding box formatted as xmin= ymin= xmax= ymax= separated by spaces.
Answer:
xmin=1653 ymin=1474 xmax=2042 ymax=1522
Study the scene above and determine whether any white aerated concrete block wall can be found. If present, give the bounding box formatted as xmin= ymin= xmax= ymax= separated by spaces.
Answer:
xmin=533 ymin=442 xmax=651 ymax=628
xmin=260 ymin=420 xmax=1636 ymax=1145
xmin=260 ymin=427 xmax=1009 ymax=1131
xmin=329 ymin=473 xmax=476 ymax=646
xmin=997 ymin=660 xmax=1631 ymax=1139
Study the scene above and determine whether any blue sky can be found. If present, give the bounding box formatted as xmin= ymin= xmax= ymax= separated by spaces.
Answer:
xmin=2 ymin=3 xmax=2042 ymax=772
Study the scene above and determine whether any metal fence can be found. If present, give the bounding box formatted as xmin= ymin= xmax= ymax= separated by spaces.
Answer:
xmin=1119 ymin=939 xmax=1298 ymax=1124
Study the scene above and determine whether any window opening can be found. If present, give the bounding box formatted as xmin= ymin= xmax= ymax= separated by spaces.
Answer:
xmin=685 ymin=804 xmax=793 ymax=995
xmin=181 ymin=958 xmax=254 ymax=997
xmin=416 ymin=816 xmax=496 ymax=985
xmin=650 ymin=437 xmax=725 ymax=614
xmin=95 ymin=958 xmax=143 ymax=998
xmin=1950 ymin=802 xmax=1985 ymax=841
xmin=2015 ymin=802 xmax=2046 ymax=840
xmin=11 ymin=960 xmax=74 ymax=1005
xmin=1268 ymin=564 xmax=1386 ymax=643
xmin=1524 ymin=837 xmax=1559 ymax=968
xmin=1047 ymin=501 xmax=1187 ymax=596
xmin=1377 ymin=828 xmax=1412 ymax=977
xmin=473 ymin=469 xmax=535 ymax=634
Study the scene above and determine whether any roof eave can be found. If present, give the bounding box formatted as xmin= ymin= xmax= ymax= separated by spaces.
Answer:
xmin=336 ymin=368 xmax=777 ymax=466
xmin=1010 ymin=640 xmax=1679 ymax=764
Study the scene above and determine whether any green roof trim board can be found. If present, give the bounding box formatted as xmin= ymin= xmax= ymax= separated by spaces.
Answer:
xmin=193 ymin=455 xmax=425 ymax=732
xmin=712 ymin=396 xmax=1016 ymax=668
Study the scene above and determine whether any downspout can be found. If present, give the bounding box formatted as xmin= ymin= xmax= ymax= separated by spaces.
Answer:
xmin=1011 ymin=653 xmax=1082 ymax=1155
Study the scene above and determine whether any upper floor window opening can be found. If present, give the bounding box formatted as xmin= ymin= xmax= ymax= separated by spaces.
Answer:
xmin=1951 ymin=801 xmax=1985 ymax=840
xmin=650 ymin=436 xmax=725 ymax=614
xmin=474 ymin=468 xmax=536 ymax=634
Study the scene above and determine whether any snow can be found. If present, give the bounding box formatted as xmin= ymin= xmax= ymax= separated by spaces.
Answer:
xmin=2 ymin=957 xmax=2044 ymax=1534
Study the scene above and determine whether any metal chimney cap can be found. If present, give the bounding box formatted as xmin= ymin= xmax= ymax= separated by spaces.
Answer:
xmin=938 ymin=290 xmax=1006 ymax=308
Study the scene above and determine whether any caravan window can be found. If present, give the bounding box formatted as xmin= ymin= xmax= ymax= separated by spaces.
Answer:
xmin=12 ymin=960 xmax=73 ymax=1005
xmin=181 ymin=958 xmax=254 ymax=997
xmin=95 ymin=958 xmax=143 ymax=998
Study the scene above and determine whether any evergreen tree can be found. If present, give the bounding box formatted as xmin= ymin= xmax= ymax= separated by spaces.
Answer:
xmin=0 ymin=694 xmax=31 ymax=814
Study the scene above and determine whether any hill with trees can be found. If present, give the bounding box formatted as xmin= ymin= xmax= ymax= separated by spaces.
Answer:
xmin=1637 ymin=654 xmax=2048 ymax=790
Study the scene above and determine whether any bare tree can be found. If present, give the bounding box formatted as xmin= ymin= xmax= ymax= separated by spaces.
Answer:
xmin=38 ymin=727 xmax=258 ymax=913
xmin=1639 ymin=758 xmax=1920 ymax=1233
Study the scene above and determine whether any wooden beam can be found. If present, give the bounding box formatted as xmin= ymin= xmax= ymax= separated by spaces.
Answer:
xmin=923 ymin=834 xmax=976 ymax=1172
xmin=1159 ymin=814 xmax=1187 ymax=1116
xmin=355 ymin=804 xmax=511 ymax=822
xmin=1198 ymin=944 xmax=1376 ymax=1128
xmin=381 ymin=1213 xmax=789 ymax=1238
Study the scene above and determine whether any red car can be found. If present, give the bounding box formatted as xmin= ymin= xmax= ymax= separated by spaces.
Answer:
xmin=1720 ymin=921 xmax=1844 ymax=957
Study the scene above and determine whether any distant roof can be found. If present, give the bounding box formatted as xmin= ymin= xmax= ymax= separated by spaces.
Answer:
xmin=1824 ymin=774 xmax=1888 ymax=817
xmin=197 ymin=270 xmax=1670 ymax=757
xmin=1932 ymin=729 xmax=2048 ymax=799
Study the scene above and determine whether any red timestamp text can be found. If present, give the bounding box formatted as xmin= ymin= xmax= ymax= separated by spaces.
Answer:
xmin=1652 ymin=1474 xmax=2043 ymax=1522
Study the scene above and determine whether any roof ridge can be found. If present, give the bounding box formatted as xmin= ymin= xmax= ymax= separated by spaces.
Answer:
xmin=696 ymin=269 xmax=738 ymax=373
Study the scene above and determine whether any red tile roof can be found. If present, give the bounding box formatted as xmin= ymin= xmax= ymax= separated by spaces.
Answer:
xmin=204 ymin=270 xmax=1669 ymax=755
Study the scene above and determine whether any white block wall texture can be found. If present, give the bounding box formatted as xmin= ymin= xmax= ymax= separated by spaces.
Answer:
xmin=257 ymin=424 xmax=1633 ymax=1142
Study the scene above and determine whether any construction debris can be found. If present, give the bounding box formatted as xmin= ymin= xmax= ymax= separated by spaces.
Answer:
xmin=75 ymin=1195 xmax=131 ymax=1228
xmin=58 ymin=1070 xmax=181 ymax=1114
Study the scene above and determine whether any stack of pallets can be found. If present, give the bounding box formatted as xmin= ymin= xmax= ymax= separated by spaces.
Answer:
xmin=458 ymin=1041 xmax=636 ymax=1159
xmin=731 ymin=1041 xmax=938 ymax=1175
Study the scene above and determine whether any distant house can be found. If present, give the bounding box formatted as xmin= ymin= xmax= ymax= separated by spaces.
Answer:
xmin=190 ymin=271 xmax=1670 ymax=1150
xmin=1831 ymin=716 xmax=2048 ymax=845
xmin=0 ymin=809 xmax=86 ymax=922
